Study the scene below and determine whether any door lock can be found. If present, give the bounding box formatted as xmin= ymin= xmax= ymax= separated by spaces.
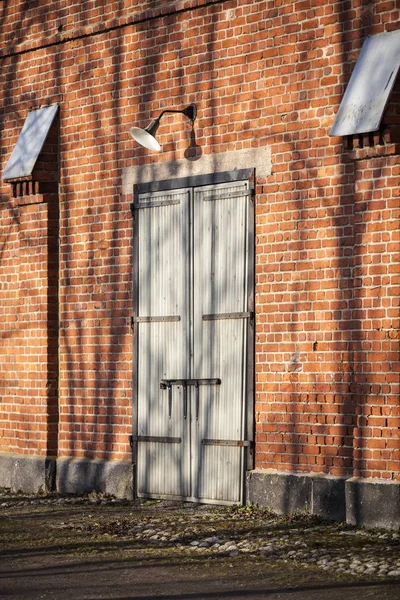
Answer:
xmin=160 ymin=378 xmax=221 ymax=419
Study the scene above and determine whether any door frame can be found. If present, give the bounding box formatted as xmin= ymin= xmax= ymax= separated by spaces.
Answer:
xmin=130 ymin=168 xmax=255 ymax=503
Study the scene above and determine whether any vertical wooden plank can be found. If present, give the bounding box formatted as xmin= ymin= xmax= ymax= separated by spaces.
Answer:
xmin=192 ymin=181 xmax=250 ymax=503
xmin=246 ymin=175 xmax=255 ymax=475
xmin=135 ymin=189 xmax=191 ymax=499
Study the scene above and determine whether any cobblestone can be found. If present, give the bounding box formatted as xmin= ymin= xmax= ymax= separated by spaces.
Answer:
xmin=1 ymin=489 xmax=399 ymax=581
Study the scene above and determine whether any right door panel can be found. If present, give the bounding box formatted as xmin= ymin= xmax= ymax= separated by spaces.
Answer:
xmin=192 ymin=181 xmax=251 ymax=503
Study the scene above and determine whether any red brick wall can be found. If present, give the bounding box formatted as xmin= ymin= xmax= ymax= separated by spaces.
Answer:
xmin=0 ymin=1 xmax=399 ymax=479
xmin=0 ymin=198 xmax=21 ymax=454
xmin=0 ymin=194 xmax=58 ymax=457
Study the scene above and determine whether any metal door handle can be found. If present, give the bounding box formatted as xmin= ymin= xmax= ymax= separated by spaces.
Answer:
xmin=160 ymin=378 xmax=221 ymax=421
xmin=183 ymin=383 xmax=188 ymax=419
xmin=168 ymin=383 xmax=172 ymax=418
xmin=161 ymin=378 xmax=221 ymax=387
xmin=195 ymin=381 xmax=199 ymax=420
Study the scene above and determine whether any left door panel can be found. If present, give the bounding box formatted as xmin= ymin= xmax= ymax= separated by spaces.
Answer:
xmin=135 ymin=189 xmax=191 ymax=499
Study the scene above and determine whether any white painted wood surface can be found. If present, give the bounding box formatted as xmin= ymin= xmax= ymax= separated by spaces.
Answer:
xmin=136 ymin=181 xmax=250 ymax=504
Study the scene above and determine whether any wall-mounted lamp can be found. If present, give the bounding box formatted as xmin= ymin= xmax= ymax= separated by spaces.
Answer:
xmin=129 ymin=104 xmax=197 ymax=152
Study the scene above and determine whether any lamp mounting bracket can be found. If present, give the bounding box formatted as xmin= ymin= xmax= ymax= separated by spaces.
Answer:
xmin=157 ymin=103 xmax=197 ymax=123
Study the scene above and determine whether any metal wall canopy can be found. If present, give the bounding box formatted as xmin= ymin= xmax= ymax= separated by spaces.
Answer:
xmin=330 ymin=29 xmax=400 ymax=137
xmin=2 ymin=104 xmax=58 ymax=180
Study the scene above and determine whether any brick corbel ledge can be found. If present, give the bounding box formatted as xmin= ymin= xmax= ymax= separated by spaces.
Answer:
xmin=347 ymin=143 xmax=400 ymax=161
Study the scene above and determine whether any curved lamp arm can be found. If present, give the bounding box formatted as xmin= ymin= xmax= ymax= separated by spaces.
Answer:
xmin=130 ymin=104 xmax=197 ymax=152
xmin=156 ymin=104 xmax=197 ymax=123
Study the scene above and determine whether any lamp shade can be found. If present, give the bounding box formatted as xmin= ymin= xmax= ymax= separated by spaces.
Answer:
xmin=129 ymin=118 xmax=161 ymax=151
xmin=129 ymin=105 xmax=197 ymax=152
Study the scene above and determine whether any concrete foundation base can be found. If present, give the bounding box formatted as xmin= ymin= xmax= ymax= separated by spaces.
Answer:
xmin=56 ymin=458 xmax=133 ymax=499
xmin=0 ymin=453 xmax=133 ymax=499
xmin=0 ymin=452 xmax=55 ymax=495
xmin=346 ymin=477 xmax=400 ymax=531
xmin=246 ymin=469 xmax=347 ymax=522
xmin=1 ymin=455 xmax=398 ymax=528
xmin=246 ymin=469 xmax=399 ymax=530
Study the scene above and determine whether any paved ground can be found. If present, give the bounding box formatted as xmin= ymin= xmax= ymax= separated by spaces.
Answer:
xmin=0 ymin=491 xmax=399 ymax=600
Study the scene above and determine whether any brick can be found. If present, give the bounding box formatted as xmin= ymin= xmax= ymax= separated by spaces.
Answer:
xmin=0 ymin=0 xmax=399 ymax=483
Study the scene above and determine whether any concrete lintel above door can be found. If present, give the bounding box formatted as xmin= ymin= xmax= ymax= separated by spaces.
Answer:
xmin=122 ymin=146 xmax=271 ymax=195
xmin=136 ymin=168 xmax=255 ymax=195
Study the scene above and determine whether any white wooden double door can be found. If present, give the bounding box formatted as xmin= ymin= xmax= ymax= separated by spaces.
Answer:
xmin=134 ymin=178 xmax=253 ymax=504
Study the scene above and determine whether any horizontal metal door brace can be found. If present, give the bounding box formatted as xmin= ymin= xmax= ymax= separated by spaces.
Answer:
xmin=133 ymin=198 xmax=181 ymax=209
xmin=160 ymin=378 xmax=221 ymax=419
xmin=134 ymin=436 xmax=182 ymax=444
xmin=160 ymin=378 xmax=221 ymax=387
xmin=132 ymin=315 xmax=180 ymax=324
xmin=202 ymin=190 xmax=253 ymax=202
xmin=202 ymin=439 xmax=253 ymax=447
xmin=202 ymin=311 xmax=254 ymax=321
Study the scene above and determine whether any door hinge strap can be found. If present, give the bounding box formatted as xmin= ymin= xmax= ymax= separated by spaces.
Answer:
xmin=133 ymin=199 xmax=181 ymax=209
xmin=202 ymin=439 xmax=252 ymax=447
xmin=202 ymin=190 xmax=253 ymax=202
xmin=132 ymin=315 xmax=181 ymax=323
xmin=202 ymin=311 xmax=254 ymax=321
xmin=134 ymin=436 xmax=182 ymax=444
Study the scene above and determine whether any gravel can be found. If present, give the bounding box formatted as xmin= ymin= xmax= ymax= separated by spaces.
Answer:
xmin=1 ymin=490 xmax=399 ymax=581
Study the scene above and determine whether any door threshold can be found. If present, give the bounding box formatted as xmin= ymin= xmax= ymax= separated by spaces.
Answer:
xmin=138 ymin=493 xmax=240 ymax=506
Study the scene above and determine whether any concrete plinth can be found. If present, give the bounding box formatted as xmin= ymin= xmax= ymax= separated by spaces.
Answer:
xmin=0 ymin=453 xmax=133 ymax=499
xmin=346 ymin=477 xmax=400 ymax=531
xmin=0 ymin=452 xmax=55 ymax=494
xmin=56 ymin=458 xmax=133 ymax=499
xmin=246 ymin=469 xmax=400 ymax=530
